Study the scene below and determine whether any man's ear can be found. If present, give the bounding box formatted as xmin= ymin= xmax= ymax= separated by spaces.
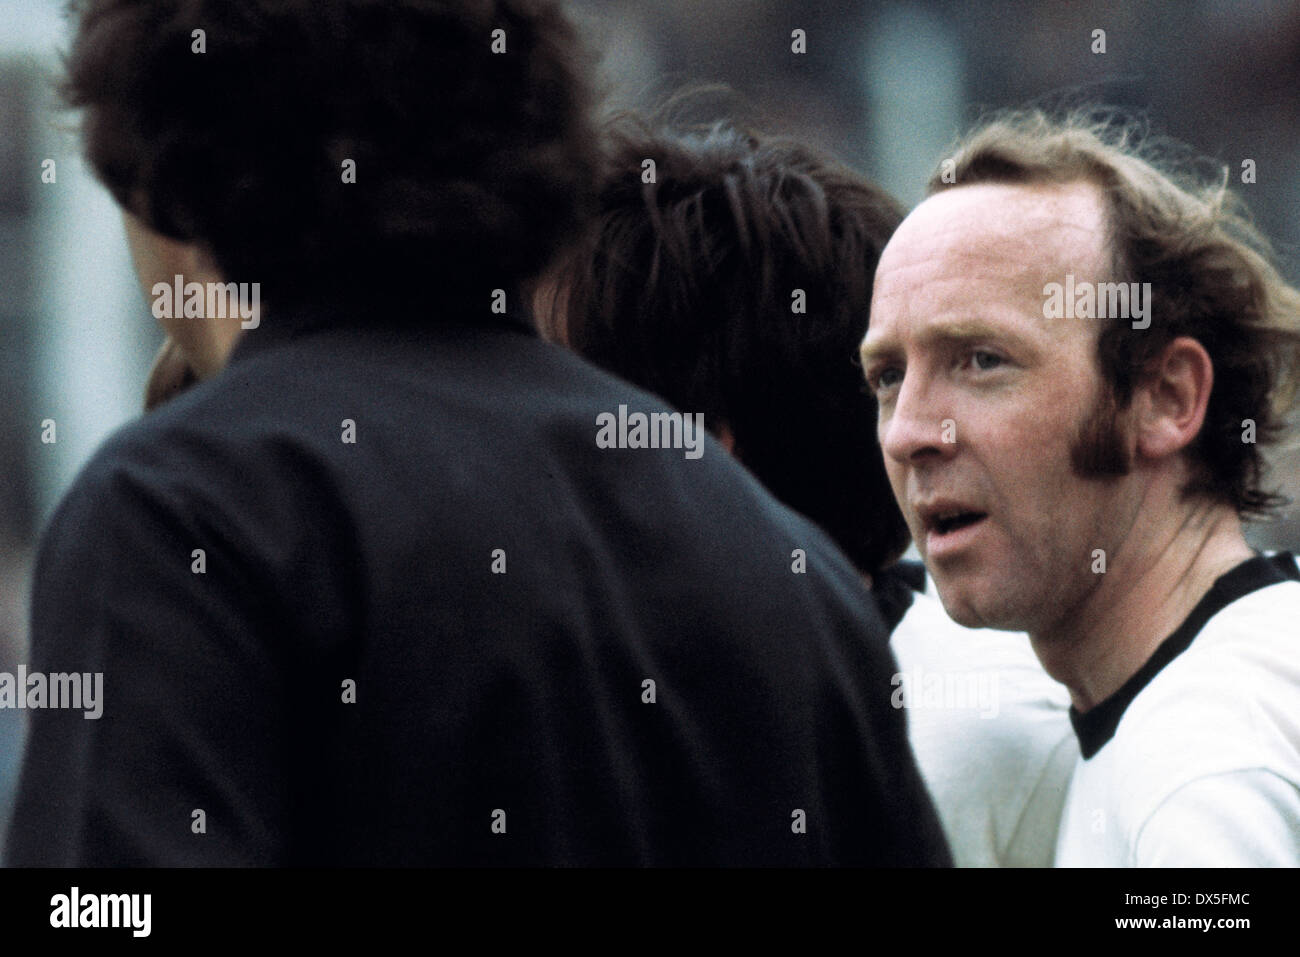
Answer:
xmin=144 ymin=337 xmax=198 ymax=412
xmin=1133 ymin=336 xmax=1214 ymax=461
xmin=528 ymin=270 xmax=569 ymax=344
xmin=715 ymin=423 xmax=737 ymax=456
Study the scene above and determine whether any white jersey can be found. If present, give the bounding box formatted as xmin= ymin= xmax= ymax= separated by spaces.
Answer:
xmin=890 ymin=580 xmax=1077 ymax=867
xmin=1056 ymin=552 xmax=1300 ymax=866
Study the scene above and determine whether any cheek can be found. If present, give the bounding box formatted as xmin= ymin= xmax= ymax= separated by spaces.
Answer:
xmin=969 ymin=399 xmax=1085 ymax=520
xmin=1000 ymin=382 xmax=1083 ymax=455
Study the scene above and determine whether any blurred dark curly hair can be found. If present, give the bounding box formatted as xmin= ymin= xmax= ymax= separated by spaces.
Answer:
xmin=539 ymin=112 xmax=911 ymax=574
xmin=64 ymin=0 xmax=599 ymax=308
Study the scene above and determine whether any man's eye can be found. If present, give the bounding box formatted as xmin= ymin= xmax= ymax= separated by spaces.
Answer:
xmin=970 ymin=351 xmax=1003 ymax=372
xmin=870 ymin=367 xmax=903 ymax=392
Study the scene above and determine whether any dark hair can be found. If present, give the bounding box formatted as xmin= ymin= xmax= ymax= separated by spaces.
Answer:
xmin=932 ymin=109 xmax=1300 ymax=517
xmin=540 ymin=114 xmax=910 ymax=573
xmin=65 ymin=0 xmax=599 ymax=309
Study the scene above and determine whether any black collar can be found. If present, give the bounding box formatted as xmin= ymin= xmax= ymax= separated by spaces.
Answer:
xmin=1071 ymin=551 xmax=1300 ymax=759
xmin=877 ymin=560 xmax=927 ymax=634
xmin=228 ymin=288 xmax=537 ymax=367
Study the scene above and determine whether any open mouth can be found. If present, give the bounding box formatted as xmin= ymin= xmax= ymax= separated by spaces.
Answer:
xmin=930 ymin=510 xmax=987 ymax=535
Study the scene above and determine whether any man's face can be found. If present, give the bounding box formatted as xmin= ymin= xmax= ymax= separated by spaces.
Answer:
xmin=861 ymin=181 xmax=1137 ymax=634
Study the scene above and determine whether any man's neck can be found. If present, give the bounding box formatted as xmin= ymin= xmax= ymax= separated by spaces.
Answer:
xmin=1030 ymin=501 xmax=1254 ymax=713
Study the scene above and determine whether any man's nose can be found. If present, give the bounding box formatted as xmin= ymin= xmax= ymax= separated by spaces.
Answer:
xmin=880 ymin=374 xmax=957 ymax=466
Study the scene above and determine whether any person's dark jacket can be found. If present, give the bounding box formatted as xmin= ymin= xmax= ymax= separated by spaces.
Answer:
xmin=5 ymin=300 xmax=950 ymax=866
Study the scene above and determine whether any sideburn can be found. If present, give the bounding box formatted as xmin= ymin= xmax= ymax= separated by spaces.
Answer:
xmin=1070 ymin=381 xmax=1132 ymax=477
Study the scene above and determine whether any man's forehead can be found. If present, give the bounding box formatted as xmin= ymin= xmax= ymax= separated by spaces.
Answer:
xmin=884 ymin=180 xmax=1111 ymax=274
xmin=864 ymin=180 xmax=1110 ymax=355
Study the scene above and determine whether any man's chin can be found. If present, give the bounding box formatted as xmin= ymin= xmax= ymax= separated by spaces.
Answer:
xmin=938 ymin=596 xmax=988 ymax=629
xmin=932 ymin=578 xmax=1020 ymax=632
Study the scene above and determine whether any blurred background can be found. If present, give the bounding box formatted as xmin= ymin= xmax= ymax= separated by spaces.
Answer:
xmin=1 ymin=0 xmax=1298 ymax=855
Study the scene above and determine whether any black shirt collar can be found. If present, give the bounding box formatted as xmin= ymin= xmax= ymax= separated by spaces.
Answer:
xmin=1071 ymin=551 xmax=1300 ymax=760
xmin=876 ymin=560 xmax=927 ymax=634
xmin=228 ymin=288 xmax=537 ymax=367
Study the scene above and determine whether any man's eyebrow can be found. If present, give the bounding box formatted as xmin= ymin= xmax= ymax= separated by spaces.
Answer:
xmin=861 ymin=319 xmax=1038 ymax=367
xmin=859 ymin=336 xmax=899 ymax=369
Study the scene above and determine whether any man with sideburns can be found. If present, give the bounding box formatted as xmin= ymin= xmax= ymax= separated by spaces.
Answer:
xmin=862 ymin=110 xmax=1300 ymax=866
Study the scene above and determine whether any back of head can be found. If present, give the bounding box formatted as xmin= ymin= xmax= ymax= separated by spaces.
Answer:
xmin=65 ymin=0 xmax=599 ymax=311
xmin=931 ymin=108 xmax=1300 ymax=518
xmin=541 ymin=114 xmax=910 ymax=573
